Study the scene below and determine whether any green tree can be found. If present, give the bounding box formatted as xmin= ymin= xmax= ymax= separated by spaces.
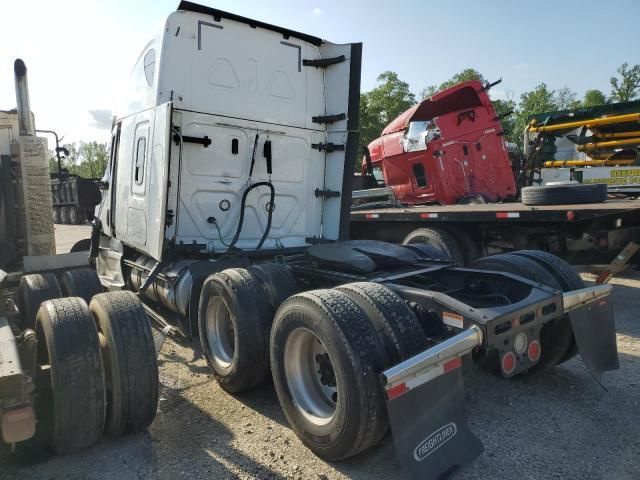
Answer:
xmin=609 ymin=62 xmax=640 ymax=102
xmin=359 ymin=71 xmax=416 ymax=152
xmin=556 ymin=86 xmax=581 ymax=110
xmin=492 ymin=98 xmax=517 ymax=142
xmin=583 ymin=89 xmax=607 ymax=107
xmin=421 ymin=68 xmax=486 ymax=99
xmin=79 ymin=141 xmax=109 ymax=178
xmin=513 ymin=83 xmax=558 ymax=147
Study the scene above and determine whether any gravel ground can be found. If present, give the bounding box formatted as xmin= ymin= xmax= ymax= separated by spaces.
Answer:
xmin=1 ymin=225 xmax=638 ymax=479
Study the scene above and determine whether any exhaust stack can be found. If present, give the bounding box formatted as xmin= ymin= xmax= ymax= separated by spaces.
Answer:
xmin=14 ymin=59 xmax=35 ymax=136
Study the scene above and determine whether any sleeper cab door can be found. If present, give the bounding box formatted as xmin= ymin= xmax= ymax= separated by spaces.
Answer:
xmin=113 ymin=103 xmax=172 ymax=261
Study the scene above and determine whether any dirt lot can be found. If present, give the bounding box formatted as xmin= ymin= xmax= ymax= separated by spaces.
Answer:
xmin=2 ymin=225 xmax=638 ymax=479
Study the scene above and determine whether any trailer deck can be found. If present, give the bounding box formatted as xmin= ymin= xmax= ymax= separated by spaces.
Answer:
xmin=352 ymin=198 xmax=640 ymax=223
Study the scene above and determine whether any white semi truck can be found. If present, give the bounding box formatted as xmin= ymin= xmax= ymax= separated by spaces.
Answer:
xmin=1 ymin=3 xmax=620 ymax=479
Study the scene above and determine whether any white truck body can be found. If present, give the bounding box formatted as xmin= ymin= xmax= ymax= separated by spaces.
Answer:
xmin=99 ymin=5 xmax=360 ymax=262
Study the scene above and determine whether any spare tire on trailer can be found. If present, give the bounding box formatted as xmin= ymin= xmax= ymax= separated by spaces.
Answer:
xmin=35 ymin=297 xmax=105 ymax=454
xmin=89 ymin=291 xmax=158 ymax=436
xmin=198 ymin=268 xmax=273 ymax=393
xmin=402 ymin=227 xmax=465 ymax=265
xmin=471 ymin=253 xmax=573 ymax=374
xmin=521 ymin=183 xmax=607 ymax=206
xmin=336 ymin=282 xmax=427 ymax=365
xmin=270 ymin=289 xmax=390 ymax=461
xmin=61 ymin=268 xmax=103 ymax=304
xmin=19 ymin=273 xmax=62 ymax=329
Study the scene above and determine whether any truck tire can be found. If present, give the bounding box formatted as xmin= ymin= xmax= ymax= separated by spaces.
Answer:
xmin=402 ymin=243 xmax=451 ymax=261
xmin=471 ymin=253 xmax=573 ymax=373
xmin=60 ymin=206 xmax=70 ymax=224
xmin=35 ymin=297 xmax=105 ymax=454
xmin=19 ymin=273 xmax=63 ymax=329
xmin=247 ymin=263 xmax=299 ymax=310
xmin=336 ymin=282 xmax=427 ymax=365
xmin=69 ymin=207 xmax=82 ymax=225
xmin=89 ymin=291 xmax=158 ymax=436
xmin=511 ymin=250 xmax=584 ymax=363
xmin=270 ymin=289 xmax=389 ymax=461
xmin=61 ymin=268 xmax=103 ymax=304
xmin=402 ymin=227 xmax=465 ymax=265
xmin=521 ymin=183 xmax=607 ymax=206
xmin=53 ymin=208 xmax=61 ymax=224
xmin=447 ymin=227 xmax=481 ymax=264
xmin=198 ymin=268 xmax=272 ymax=393
xmin=70 ymin=238 xmax=92 ymax=253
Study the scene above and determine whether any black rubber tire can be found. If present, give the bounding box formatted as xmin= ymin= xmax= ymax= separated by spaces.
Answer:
xmin=247 ymin=263 xmax=299 ymax=310
xmin=511 ymin=250 xmax=584 ymax=363
xmin=89 ymin=291 xmax=158 ymax=436
xmin=402 ymin=242 xmax=451 ymax=261
xmin=69 ymin=207 xmax=82 ymax=225
xmin=60 ymin=268 xmax=103 ymax=304
xmin=198 ymin=268 xmax=273 ymax=393
xmin=70 ymin=238 xmax=92 ymax=253
xmin=35 ymin=297 xmax=105 ymax=454
xmin=447 ymin=227 xmax=481 ymax=264
xmin=336 ymin=282 xmax=428 ymax=365
xmin=19 ymin=273 xmax=63 ymax=329
xmin=402 ymin=227 xmax=465 ymax=265
xmin=60 ymin=206 xmax=70 ymax=224
xmin=471 ymin=253 xmax=573 ymax=373
xmin=53 ymin=208 xmax=61 ymax=224
xmin=270 ymin=289 xmax=389 ymax=461
xmin=521 ymin=183 xmax=607 ymax=206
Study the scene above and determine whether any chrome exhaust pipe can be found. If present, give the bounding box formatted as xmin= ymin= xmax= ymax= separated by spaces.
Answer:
xmin=14 ymin=59 xmax=35 ymax=136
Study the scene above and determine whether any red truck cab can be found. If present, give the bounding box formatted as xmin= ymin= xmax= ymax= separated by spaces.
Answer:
xmin=365 ymin=80 xmax=516 ymax=205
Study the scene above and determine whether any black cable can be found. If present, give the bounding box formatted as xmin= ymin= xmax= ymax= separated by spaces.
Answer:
xmin=227 ymin=182 xmax=275 ymax=251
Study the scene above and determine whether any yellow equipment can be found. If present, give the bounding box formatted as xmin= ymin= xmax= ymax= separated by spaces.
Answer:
xmin=528 ymin=112 xmax=640 ymax=133
xmin=576 ymin=137 xmax=640 ymax=152
xmin=543 ymin=159 xmax=635 ymax=168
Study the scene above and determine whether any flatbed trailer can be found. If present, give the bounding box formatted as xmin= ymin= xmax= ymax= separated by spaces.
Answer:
xmin=351 ymin=198 xmax=640 ymax=265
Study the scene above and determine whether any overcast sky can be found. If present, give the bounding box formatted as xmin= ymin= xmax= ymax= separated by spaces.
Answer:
xmin=1 ymin=0 xmax=638 ymax=145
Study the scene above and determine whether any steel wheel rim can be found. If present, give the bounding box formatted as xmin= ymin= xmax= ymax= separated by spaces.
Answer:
xmin=206 ymin=296 xmax=235 ymax=369
xmin=284 ymin=327 xmax=337 ymax=426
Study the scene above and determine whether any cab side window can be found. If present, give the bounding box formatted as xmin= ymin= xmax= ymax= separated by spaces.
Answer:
xmin=135 ymin=136 xmax=146 ymax=184
xmin=132 ymin=122 xmax=149 ymax=193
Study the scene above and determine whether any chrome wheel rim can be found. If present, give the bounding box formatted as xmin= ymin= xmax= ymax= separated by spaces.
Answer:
xmin=206 ymin=297 xmax=235 ymax=369
xmin=284 ymin=327 xmax=337 ymax=426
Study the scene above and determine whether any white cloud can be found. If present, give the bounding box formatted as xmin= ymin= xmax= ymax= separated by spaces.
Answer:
xmin=312 ymin=7 xmax=322 ymax=15
xmin=88 ymin=109 xmax=113 ymax=130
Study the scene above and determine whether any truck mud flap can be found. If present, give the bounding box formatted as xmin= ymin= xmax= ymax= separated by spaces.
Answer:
xmin=566 ymin=288 xmax=619 ymax=385
xmin=382 ymin=327 xmax=484 ymax=480
xmin=562 ymin=285 xmax=619 ymax=388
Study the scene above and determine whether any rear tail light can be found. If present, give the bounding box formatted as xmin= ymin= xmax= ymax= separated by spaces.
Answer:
xmin=528 ymin=340 xmax=541 ymax=363
xmin=501 ymin=351 xmax=516 ymax=375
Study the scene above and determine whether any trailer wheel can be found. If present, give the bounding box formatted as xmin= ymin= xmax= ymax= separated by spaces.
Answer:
xmin=35 ymin=297 xmax=105 ymax=454
xmin=19 ymin=273 xmax=63 ymax=329
xmin=247 ymin=263 xmax=299 ymax=310
xmin=60 ymin=206 xmax=70 ymax=224
xmin=512 ymin=250 xmax=584 ymax=363
xmin=402 ymin=227 xmax=465 ymax=265
xmin=69 ymin=207 xmax=83 ymax=225
xmin=271 ymin=289 xmax=389 ymax=461
xmin=521 ymin=183 xmax=607 ymax=206
xmin=402 ymin=243 xmax=451 ymax=261
xmin=336 ymin=282 xmax=427 ymax=364
xmin=70 ymin=238 xmax=92 ymax=253
xmin=61 ymin=268 xmax=103 ymax=304
xmin=471 ymin=253 xmax=574 ymax=373
xmin=198 ymin=268 xmax=272 ymax=393
xmin=53 ymin=207 xmax=61 ymax=224
xmin=89 ymin=291 xmax=158 ymax=436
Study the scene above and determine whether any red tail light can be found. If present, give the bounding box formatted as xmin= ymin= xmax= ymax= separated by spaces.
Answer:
xmin=501 ymin=351 xmax=516 ymax=375
xmin=528 ymin=340 xmax=541 ymax=363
